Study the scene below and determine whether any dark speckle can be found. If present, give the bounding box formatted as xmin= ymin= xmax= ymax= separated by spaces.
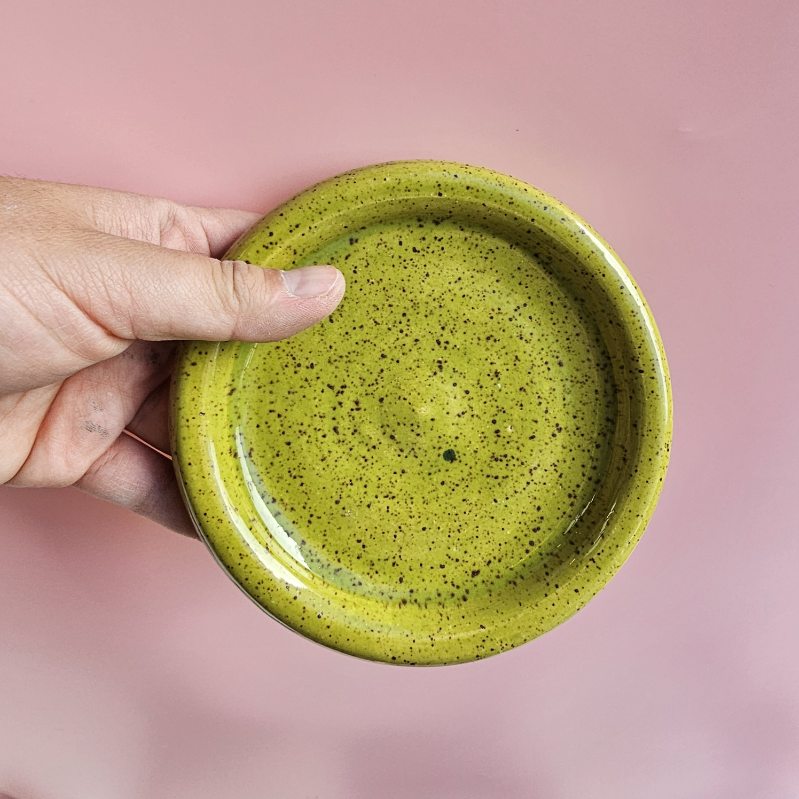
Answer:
xmin=81 ymin=420 xmax=110 ymax=437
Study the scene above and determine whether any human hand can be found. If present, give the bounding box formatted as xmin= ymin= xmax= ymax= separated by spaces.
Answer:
xmin=0 ymin=177 xmax=345 ymax=535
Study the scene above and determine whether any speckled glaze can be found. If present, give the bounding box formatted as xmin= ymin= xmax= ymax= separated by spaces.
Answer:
xmin=170 ymin=161 xmax=672 ymax=665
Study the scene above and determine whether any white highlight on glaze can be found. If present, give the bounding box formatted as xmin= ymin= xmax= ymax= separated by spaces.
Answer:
xmin=234 ymin=427 xmax=311 ymax=573
xmin=580 ymin=225 xmax=670 ymax=408
xmin=207 ymin=437 xmax=306 ymax=590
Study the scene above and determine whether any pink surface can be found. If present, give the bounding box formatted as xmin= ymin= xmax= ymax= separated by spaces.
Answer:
xmin=1 ymin=1 xmax=798 ymax=796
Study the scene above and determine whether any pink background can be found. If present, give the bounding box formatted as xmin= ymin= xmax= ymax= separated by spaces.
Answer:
xmin=2 ymin=1 xmax=798 ymax=796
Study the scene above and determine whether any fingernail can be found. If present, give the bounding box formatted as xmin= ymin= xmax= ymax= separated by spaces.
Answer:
xmin=281 ymin=265 xmax=341 ymax=298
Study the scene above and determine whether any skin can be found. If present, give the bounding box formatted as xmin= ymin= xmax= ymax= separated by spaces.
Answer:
xmin=0 ymin=176 xmax=345 ymax=535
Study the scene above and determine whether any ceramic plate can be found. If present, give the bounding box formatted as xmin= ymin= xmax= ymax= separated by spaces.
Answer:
xmin=171 ymin=161 xmax=672 ymax=665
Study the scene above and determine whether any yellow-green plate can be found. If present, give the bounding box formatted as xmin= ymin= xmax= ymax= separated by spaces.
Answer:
xmin=170 ymin=161 xmax=672 ymax=665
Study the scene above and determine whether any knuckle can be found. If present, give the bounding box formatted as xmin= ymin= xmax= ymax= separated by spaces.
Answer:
xmin=159 ymin=201 xmax=210 ymax=253
xmin=74 ymin=443 xmax=122 ymax=493
xmin=228 ymin=260 xmax=259 ymax=307
xmin=211 ymin=260 xmax=279 ymax=338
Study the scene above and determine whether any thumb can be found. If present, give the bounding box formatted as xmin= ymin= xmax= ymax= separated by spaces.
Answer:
xmin=73 ymin=233 xmax=346 ymax=342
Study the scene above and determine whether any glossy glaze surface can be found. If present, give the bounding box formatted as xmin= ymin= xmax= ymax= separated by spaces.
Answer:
xmin=171 ymin=161 xmax=672 ymax=664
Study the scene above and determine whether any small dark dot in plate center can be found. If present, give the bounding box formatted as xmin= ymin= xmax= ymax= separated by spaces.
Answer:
xmin=442 ymin=449 xmax=457 ymax=462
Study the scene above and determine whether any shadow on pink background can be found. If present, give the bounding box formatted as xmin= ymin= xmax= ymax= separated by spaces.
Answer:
xmin=1 ymin=1 xmax=798 ymax=797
